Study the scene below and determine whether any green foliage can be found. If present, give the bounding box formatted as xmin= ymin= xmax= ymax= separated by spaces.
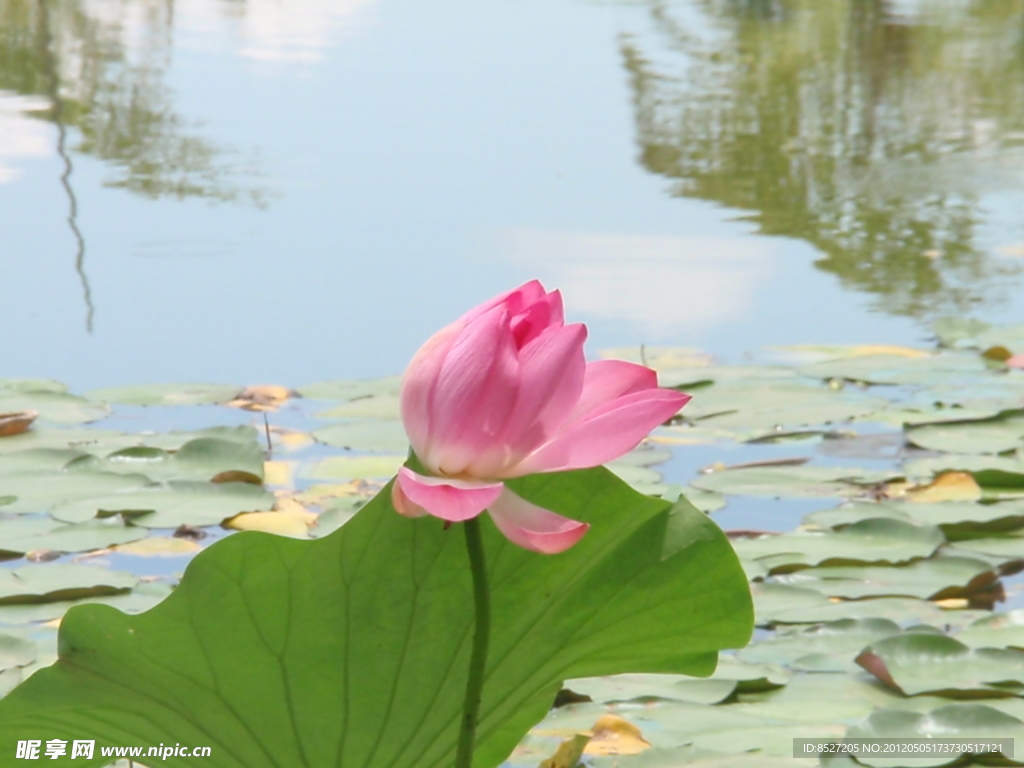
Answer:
xmin=0 ymin=467 xmax=753 ymax=768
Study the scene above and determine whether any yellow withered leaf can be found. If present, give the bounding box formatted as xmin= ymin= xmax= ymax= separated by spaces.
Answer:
xmin=539 ymin=734 xmax=590 ymax=768
xmin=905 ymin=471 xmax=982 ymax=503
xmin=224 ymin=504 xmax=317 ymax=538
xmin=226 ymin=385 xmax=295 ymax=412
xmin=583 ymin=715 xmax=651 ymax=756
xmin=263 ymin=460 xmax=296 ymax=488
xmin=113 ymin=537 xmax=203 ymax=557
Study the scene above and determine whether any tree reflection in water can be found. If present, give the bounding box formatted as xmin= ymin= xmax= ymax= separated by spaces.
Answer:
xmin=625 ymin=0 xmax=1024 ymax=319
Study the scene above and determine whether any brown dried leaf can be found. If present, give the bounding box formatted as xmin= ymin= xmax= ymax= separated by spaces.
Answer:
xmin=0 ymin=410 xmax=37 ymax=437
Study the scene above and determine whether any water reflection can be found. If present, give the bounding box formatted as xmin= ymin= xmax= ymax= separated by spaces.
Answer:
xmin=0 ymin=0 xmax=263 ymax=202
xmin=625 ymin=0 xmax=1024 ymax=319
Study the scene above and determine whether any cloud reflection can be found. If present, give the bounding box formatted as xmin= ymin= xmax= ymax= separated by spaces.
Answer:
xmin=503 ymin=229 xmax=776 ymax=336
xmin=0 ymin=94 xmax=52 ymax=184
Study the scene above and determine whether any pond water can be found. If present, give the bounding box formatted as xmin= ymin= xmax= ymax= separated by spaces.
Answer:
xmin=3 ymin=0 xmax=1024 ymax=390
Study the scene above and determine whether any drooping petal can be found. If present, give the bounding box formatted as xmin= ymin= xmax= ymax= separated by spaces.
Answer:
xmin=469 ymin=322 xmax=587 ymax=477
xmin=568 ymin=359 xmax=659 ymax=422
xmin=425 ymin=303 xmax=521 ymax=475
xmin=509 ymin=290 xmax=565 ymax=348
xmin=399 ymin=320 xmax=465 ymax=460
xmin=487 ymin=487 xmax=589 ymax=554
xmin=514 ymin=388 xmax=691 ymax=475
xmin=394 ymin=468 xmax=504 ymax=522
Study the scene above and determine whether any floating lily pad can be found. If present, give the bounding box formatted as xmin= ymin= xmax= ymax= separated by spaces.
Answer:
xmin=739 ymin=618 xmax=902 ymax=667
xmin=0 ymin=564 xmax=136 ymax=605
xmin=903 ymin=453 xmax=1024 ymax=480
xmin=733 ymin=518 xmax=945 ymax=570
xmin=316 ymin=394 xmax=401 ymax=420
xmin=767 ymin=596 xmax=974 ymax=627
xmin=0 ymin=582 xmax=172 ymax=626
xmin=86 ymin=383 xmax=242 ymax=406
xmin=607 ymin=464 xmax=667 ymax=496
xmin=49 ymin=481 xmax=275 ymax=528
xmin=686 ymin=382 xmax=886 ymax=429
xmin=0 ymin=471 xmax=150 ymax=514
xmin=564 ymin=674 xmax=737 ymax=706
xmin=0 ymin=380 xmax=68 ymax=395
xmin=304 ymin=454 xmax=407 ymax=481
xmin=848 ymin=703 xmax=1024 ymax=768
xmin=805 ymin=500 xmax=1024 ymax=539
xmin=955 ymin=610 xmax=1024 ymax=650
xmin=906 ymin=410 xmax=1024 ymax=454
xmin=691 ymin=465 xmax=898 ymax=499
xmin=298 ymin=376 xmax=403 ymax=401
xmin=0 ymin=634 xmax=35 ymax=671
xmin=933 ymin=317 xmax=992 ymax=348
xmin=774 ymin=557 xmax=996 ymax=601
xmin=857 ymin=633 xmax=1024 ymax=696
xmin=0 ymin=393 xmax=108 ymax=425
xmin=0 ymin=449 xmax=87 ymax=476
xmin=0 ymin=425 xmax=259 ymax=456
xmin=0 ymin=517 xmax=148 ymax=557
xmin=799 ymin=353 xmax=987 ymax=386
xmin=65 ymin=436 xmax=265 ymax=483
xmin=313 ymin=420 xmax=409 ymax=452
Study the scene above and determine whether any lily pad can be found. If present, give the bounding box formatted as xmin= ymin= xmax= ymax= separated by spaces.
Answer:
xmin=0 ymin=425 xmax=259 ymax=456
xmin=86 ymin=383 xmax=242 ymax=406
xmin=0 ymin=564 xmax=137 ymax=605
xmin=933 ymin=317 xmax=992 ymax=348
xmin=691 ymin=465 xmax=899 ymax=499
xmin=732 ymin=518 xmax=945 ymax=570
xmin=65 ymin=436 xmax=265 ymax=483
xmin=0 ymin=392 xmax=108 ymax=425
xmin=0 ymin=634 xmax=35 ymax=671
xmin=767 ymin=596 xmax=974 ymax=627
xmin=686 ymin=382 xmax=886 ymax=429
xmin=0 ymin=380 xmax=68 ymax=395
xmin=0 ymin=582 xmax=172 ymax=626
xmin=773 ymin=557 xmax=996 ymax=601
xmin=564 ymin=674 xmax=737 ymax=706
xmin=906 ymin=410 xmax=1024 ymax=454
xmin=848 ymin=703 xmax=1024 ymax=767
xmin=805 ymin=500 xmax=1024 ymax=539
xmin=0 ymin=517 xmax=149 ymax=557
xmin=298 ymin=376 xmax=403 ymax=401
xmin=0 ymin=471 xmax=150 ymax=514
xmin=0 ymin=449 xmax=88 ymax=476
xmin=857 ymin=633 xmax=1024 ymax=696
xmin=313 ymin=420 xmax=409 ymax=452
xmin=955 ymin=610 xmax=1024 ymax=650
xmin=316 ymin=394 xmax=401 ymax=420
xmin=49 ymin=481 xmax=275 ymax=528
xmin=799 ymin=353 xmax=987 ymax=386
xmin=304 ymin=454 xmax=407 ymax=481
xmin=903 ymin=453 xmax=1024 ymax=480
xmin=739 ymin=618 xmax=902 ymax=667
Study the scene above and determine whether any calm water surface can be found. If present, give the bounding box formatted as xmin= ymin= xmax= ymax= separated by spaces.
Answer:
xmin=3 ymin=0 xmax=1024 ymax=389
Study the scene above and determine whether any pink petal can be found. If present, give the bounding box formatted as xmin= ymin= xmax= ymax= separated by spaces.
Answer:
xmin=510 ymin=290 xmax=565 ymax=348
xmin=469 ymin=323 xmax=587 ymax=477
xmin=1008 ymin=353 xmax=1024 ymax=370
xmin=461 ymin=280 xmax=547 ymax=324
xmin=399 ymin=321 xmax=465 ymax=460
xmin=394 ymin=468 xmax=504 ymax=522
xmin=425 ymin=303 xmax=521 ymax=475
xmin=515 ymin=388 xmax=691 ymax=474
xmin=569 ymin=359 xmax=659 ymax=421
xmin=487 ymin=488 xmax=589 ymax=554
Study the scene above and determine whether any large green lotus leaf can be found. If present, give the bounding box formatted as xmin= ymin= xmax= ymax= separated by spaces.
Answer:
xmin=798 ymin=353 xmax=988 ymax=386
xmin=0 ymin=467 xmax=753 ymax=768
xmin=49 ymin=481 xmax=275 ymax=527
xmin=65 ymin=436 xmax=265 ymax=483
xmin=738 ymin=619 xmax=902 ymax=668
xmin=304 ymin=454 xmax=408 ymax=481
xmin=298 ymin=376 xmax=403 ymax=401
xmin=0 ymin=471 xmax=150 ymax=514
xmin=86 ymin=383 xmax=242 ymax=406
xmin=906 ymin=410 xmax=1024 ymax=454
xmin=857 ymin=633 xmax=1024 ymax=697
xmin=691 ymin=465 xmax=899 ymax=499
xmin=0 ymin=517 xmax=149 ymax=558
xmin=0 ymin=425 xmax=259 ymax=456
xmin=316 ymin=394 xmax=401 ymax=419
xmin=0 ymin=379 xmax=68 ymax=395
xmin=732 ymin=518 xmax=945 ymax=570
xmin=772 ymin=557 xmax=995 ymax=601
xmin=313 ymin=419 xmax=409 ymax=452
xmin=955 ymin=610 xmax=1024 ymax=650
xmin=0 ymin=392 xmax=108 ymax=425
xmin=0 ymin=449 xmax=88 ymax=476
xmin=847 ymin=703 xmax=1024 ymax=768
xmin=0 ymin=564 xmax=137 ymax=605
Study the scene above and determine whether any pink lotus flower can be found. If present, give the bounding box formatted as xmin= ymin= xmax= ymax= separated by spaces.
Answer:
xmin=392 ymin=280 xmax=691 ymax=554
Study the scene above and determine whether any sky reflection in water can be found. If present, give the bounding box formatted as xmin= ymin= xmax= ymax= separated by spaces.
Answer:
xmin=1 ymin=0 xmax=1024 ymax=389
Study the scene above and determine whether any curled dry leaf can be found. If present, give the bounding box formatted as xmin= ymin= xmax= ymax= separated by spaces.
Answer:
xmin=539 ymin=734 xmax=590 ymax=768
xmin=0 ymin=410 xmax=37 ymax=437
xmin=226 ymin=385 xmax=296 ymax=412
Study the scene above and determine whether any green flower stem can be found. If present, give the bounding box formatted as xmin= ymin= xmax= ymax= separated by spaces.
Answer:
xmin=455 ymin=517 xmax=491 ymax=768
